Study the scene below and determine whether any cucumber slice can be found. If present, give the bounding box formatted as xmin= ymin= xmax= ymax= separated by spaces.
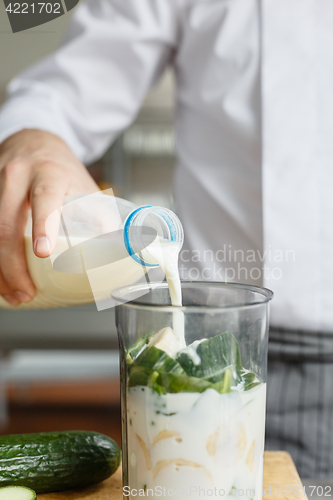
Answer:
xmin=0 ymin=487 xmax=36 ymax=500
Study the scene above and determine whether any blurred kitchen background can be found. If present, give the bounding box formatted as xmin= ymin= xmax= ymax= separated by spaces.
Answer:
xmin=0 ymin=1 xmax=176 ymax=446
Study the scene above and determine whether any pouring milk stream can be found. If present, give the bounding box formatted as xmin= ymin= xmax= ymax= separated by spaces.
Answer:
xmin=121 ymin=217 xmax=266 ymax=499
xmin=0 ymin=191 xmax=266 ymax=499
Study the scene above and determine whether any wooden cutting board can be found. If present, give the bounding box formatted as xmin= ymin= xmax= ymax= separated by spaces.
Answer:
xmin=38 ymin=451 xmax=307 ymax=500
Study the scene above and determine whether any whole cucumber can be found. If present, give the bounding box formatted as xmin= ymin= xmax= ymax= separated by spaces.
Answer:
xmin=0 ymin=431 xmax=121 ymax=493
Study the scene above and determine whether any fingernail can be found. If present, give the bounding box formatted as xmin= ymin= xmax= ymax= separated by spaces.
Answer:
xmin=34 ymin=236 xmax=51 ymax=255
xmin=3 ymin=295 xmax=21 ymax=306
xmin=15 ymin=291 xmax=33 ymax=303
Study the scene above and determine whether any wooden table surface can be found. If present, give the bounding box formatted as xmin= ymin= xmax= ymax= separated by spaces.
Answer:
xmin=38 ymin=451 xmax=307 ymax=500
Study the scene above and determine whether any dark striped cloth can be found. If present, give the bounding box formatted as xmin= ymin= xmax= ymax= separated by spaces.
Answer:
xmin=265 ymin=327 xmax=333 ymax=478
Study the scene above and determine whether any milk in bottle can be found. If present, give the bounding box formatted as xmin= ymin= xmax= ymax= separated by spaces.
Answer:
xmin=0 ymin=191 xmax=184 ymax=310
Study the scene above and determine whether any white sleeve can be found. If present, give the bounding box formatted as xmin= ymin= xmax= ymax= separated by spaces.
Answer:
xmin=0 ymin=0 xmax=179 ymax=164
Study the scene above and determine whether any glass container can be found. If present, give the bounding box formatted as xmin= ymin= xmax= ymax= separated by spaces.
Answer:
xmin=114 ymin=282 xmax=273 ymax=500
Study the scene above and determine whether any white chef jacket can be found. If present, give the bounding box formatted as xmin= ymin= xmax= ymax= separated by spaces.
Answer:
xmin=0 ymin=0 xmax=332 ymax=332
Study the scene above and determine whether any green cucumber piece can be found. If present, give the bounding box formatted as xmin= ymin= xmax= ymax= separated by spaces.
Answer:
xmin=176 ymin=332 xmax=243 ymax=384
xmin=0 ymin=431 xmax=121 ymax=493
xmin=127 ymin=332 xmax=153 ymax=361
xmin=0 ymin=487 xmax=36 ymax=500
xmin=127 ymin=331 xmax=260 ymax=395
xmin=131 ymin=346 xmax=185 ymax=375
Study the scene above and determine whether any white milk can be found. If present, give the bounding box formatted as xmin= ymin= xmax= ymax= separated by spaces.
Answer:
xmin=0 ymin=234 xmax=183 ymax=310
xmin=127 ymin=383 xmax=266 ymax=500
xmin=144 ymin=238 xmax=185 ymax=348
xmin=144 ymin=240 xmax=182 ymax=307
xmin=0 ymin=235 xmax=144 ymax=309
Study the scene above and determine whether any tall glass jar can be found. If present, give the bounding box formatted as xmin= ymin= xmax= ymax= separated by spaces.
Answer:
xmin=114 ymin=282 xmax=273 ymax=500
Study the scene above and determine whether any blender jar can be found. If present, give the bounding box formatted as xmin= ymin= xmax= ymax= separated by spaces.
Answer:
xmin=114 ymin=282 xmax=273 ymax=500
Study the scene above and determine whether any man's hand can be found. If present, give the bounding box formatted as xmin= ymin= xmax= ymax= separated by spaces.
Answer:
xmin=0 ymin=129 xmax=100 ymax=306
